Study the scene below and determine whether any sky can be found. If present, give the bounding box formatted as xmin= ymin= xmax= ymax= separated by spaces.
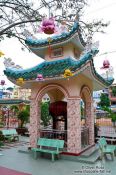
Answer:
xmin=0 ymin=0 xmax=116 ymax=88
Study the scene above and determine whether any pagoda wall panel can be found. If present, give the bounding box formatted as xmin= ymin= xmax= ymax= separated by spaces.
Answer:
xmin=45 ymin=43 xmax=80 ymax=61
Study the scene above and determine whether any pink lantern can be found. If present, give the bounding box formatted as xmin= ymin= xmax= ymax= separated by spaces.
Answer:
xmin=101 ymin=59 xmax=110 ymax=69
xmin=39 ymin=17 xmax=57 ymax=35
xmin=0 ymin=80 xmax=5 ymax=85
xmin=36 ymin=74 xmax=44 ymax=81
xmin=103 ymin=60 xmax=110 ymax=69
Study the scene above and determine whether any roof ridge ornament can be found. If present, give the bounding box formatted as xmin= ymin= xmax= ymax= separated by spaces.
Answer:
xmin=80 ymin=38 xmax=99 ymax=58
xmin=4 ymin=57 xmax=23 ymax=69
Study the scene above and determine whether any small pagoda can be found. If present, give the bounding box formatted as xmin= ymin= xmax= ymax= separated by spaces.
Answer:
xmin=4 ymin=19 xmax=113 ymax=154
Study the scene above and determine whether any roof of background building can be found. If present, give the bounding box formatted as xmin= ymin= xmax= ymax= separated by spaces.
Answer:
xmin=0 ymin=99 xmax=30 ymax=105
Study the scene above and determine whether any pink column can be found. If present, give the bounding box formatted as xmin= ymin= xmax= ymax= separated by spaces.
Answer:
xmin=67 ymin=98 xmax=81 ymax=154
xmin=29 ymin=99 xmax=41 ymax=148
xmin=85 ymin=101 xmax=94 ymax=145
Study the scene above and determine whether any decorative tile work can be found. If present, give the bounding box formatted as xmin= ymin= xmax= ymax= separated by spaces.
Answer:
xmin=29 ymin=100 xmax=41 ymax=148
xmin=67 ymin=98 xmax=81 ymax=153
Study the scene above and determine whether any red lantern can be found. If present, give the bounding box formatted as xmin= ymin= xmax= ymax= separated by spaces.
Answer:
xmin=101 ymin=59 xmax=110 ymax=69
xmin=103 ymin=60 xmax=110 ymax=69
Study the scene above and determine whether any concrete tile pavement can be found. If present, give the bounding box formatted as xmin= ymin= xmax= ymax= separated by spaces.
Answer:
xmin=0 ymin=137 xmax=116 ymax=175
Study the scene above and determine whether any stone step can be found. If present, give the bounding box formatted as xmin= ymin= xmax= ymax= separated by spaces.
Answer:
xmin=76 ymin=151 xmax=100 ymax=164
xmin=61 ymin=149 xmax=100 ymax=164
xmin=80 ymin=145 xmax=99 ymax=158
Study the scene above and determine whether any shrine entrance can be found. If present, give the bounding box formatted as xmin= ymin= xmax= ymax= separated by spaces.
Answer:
xmin=37 ymin=85 xmax=67 ymax=146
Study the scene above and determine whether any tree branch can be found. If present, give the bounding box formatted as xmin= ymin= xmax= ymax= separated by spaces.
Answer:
xmin=0 ymin=19 xmax=42 ymax=36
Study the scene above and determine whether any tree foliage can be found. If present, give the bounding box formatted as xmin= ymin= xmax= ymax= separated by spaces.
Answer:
xmin=0 ymin=0 xmax=109 ymax=50
xmin=112 ymin=87 xmax=116 ymax=96
xmin=10 ymin=105 xmax=19 ymax=115
xmin=41 ymin=102 xmax=51 ymax=127
xmin=17 ymin=109 xmax=29 ymax=128
xmin=99 ymin=93 xmax=110 ymax=108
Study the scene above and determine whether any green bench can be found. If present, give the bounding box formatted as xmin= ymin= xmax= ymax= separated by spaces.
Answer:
xmin=32 ymin=138 xmax=64 ymax=162
xmin=1 ymin=129 xmax=19 ymax=142
xmin=98 ymin=137 xmax=116 ymax=160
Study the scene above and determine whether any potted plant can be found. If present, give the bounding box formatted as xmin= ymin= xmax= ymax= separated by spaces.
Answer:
xmin=16 ymin=109 xmax=29 ymax=135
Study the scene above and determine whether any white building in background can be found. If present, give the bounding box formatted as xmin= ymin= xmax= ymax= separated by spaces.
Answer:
xmin=93 ymin=88 xmax=109 ymax=109
xmin=93 ymin=90 xmax=102 ymax=109
xmin=12 ymin=86 xmax=31 ymax=100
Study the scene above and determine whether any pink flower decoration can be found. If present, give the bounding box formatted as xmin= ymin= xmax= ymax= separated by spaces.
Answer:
xmin=36 ymin=74 xmax=44 ymax=81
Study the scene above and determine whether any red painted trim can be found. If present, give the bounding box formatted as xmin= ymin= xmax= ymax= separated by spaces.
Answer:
xmin=61 ymin=144 xmax=95 ymax=156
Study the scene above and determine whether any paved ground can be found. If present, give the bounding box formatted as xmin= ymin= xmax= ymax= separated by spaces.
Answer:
xmin=0 ymin=137 xmax=116 ymax=175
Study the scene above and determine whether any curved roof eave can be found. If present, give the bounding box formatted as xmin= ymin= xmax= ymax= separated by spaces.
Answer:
xmin=4 ymin=48 xmax=113 ymax=87
xmin=25 ymin=22 xmax=86 ymax=49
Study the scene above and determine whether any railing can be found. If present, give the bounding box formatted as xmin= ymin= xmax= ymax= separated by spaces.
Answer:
xmin=39 ymin=127 xmax=89 ymax=148
xmin=40 ymin=129 xmax=67 ymax=141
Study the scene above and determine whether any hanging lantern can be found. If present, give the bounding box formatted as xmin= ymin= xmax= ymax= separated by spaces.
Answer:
xmin=0 ymin=51 xmax=5 ymax=57
xmin=0 ymin=80 xmax=5 ymax=86
xmin=16 ymin=77 xmax=24 ymax=85
xmin=36 ymin=74 xmax=44 ymax=81
xmin=63 ymin=69 xmax=73 ymax=78
xmin=101 ymin=59 xmax=110 ymax=69
xmin=103 ymin=59 xmax=110 ymax=69
xmin=39 ymin=17 xmax=56 ymax=35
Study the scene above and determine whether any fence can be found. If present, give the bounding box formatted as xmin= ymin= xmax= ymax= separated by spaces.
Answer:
xmin=39 ymin=127 xmax=89 ymax=149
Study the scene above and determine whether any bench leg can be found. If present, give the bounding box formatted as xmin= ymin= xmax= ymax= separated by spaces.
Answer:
xmin=52 ymin=154 xmax=55 ymax=162
xmin=111 ymin=152 xmax=115 ymax=161
xmin=33 ymin=151 xmax=38 ymax=159
xmin=57 ymin=154 xmax=60 ymax=160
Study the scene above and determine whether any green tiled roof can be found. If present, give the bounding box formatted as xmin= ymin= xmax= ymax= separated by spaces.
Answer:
xmin=4 ymin=49 xmax=114 ymax=86
xmin=0 ymin=99 xmax=30 ymax=105
xmin=25 ymin=22 xmax=86 ymax=48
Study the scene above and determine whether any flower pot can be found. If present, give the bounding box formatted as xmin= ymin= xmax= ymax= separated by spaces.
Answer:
xmin=16 ymin=127 xmax=28 ymax=136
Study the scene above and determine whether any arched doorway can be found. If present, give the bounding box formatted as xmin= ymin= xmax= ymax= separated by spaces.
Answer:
xmin=29 ymin=84 xmax=69 ymax=148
